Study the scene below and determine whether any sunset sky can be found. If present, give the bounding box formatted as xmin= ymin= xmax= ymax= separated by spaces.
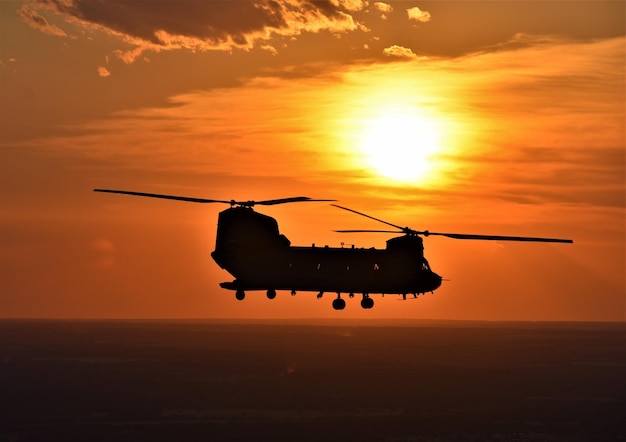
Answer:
xmin=1 ymin=0 xmax=624 ymax=320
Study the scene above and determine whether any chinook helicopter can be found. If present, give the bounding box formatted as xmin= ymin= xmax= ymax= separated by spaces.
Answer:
xmin=94 ymin=189 xmax=573 ymax=310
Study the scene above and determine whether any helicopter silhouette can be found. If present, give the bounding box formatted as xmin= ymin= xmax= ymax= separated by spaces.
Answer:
xmin=94 ymin=189 xmax=573 ymax=310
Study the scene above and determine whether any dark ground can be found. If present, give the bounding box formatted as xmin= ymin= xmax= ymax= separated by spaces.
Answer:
xmin=0 ymin=319 xmax=624 ymax=442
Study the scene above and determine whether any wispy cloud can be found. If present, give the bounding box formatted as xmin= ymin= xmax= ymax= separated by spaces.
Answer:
xmin=19 ymin=5 xmax=67 ymax=37
xmin=34 ymin=35 xmax=623 ymax=215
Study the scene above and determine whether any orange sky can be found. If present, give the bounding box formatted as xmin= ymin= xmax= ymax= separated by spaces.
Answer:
xmin=1 ymin=0 xmax=624 ymax=320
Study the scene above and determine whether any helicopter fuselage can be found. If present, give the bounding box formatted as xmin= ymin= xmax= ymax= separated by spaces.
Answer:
xmin=210 ymin=207 xmax=442 ymax=301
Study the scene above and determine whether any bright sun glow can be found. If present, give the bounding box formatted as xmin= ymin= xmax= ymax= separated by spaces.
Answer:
xmin=359 ymin=110 xmax=442 ymax=183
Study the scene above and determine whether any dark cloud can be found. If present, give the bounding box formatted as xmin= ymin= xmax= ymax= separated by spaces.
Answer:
xmin=34 ymin=0 xmax=360 ymax=50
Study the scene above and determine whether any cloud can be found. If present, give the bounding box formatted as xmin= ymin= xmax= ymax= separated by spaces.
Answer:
xmin=97 ymin=66 xmax=111 ymax=77
xmin=331 ymin=0 xmax=367 ymax=12
xmin=18 ymin=5 xmax=67 ymax=37
xmin=382 ymin=45 xmax=416 ymax=59
xmin=261 ymin=44 xmax=279 ymax=56
xmin=407 ymin=6 xmax=431 ymax=23
xmin=372 ymin=2 xmax=392 ymax=19
xmin=26 ymin=0 xmax=364 ymax=61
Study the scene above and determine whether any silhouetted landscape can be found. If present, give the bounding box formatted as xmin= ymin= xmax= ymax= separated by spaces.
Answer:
xmin=1 ymin=319 xmax=623 ymax=441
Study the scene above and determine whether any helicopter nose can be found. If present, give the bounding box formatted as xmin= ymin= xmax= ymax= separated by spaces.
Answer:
xmin=431 ymin=272 xmax=443 ymax=290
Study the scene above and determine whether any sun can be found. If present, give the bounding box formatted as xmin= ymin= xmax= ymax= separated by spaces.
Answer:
xmin=359 ymin=111 xmax=442 ymax=183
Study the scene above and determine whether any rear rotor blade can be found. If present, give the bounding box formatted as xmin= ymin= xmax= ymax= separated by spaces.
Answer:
xmin=422 ymin=231 xmax=573 ymax=243
xmin=332 ymin=204 xmax=408 ymax=232
xmin=93 ymin=189 xmax=231 ymax=204
xmin=335 ymin=230 xmax=404 ymax=234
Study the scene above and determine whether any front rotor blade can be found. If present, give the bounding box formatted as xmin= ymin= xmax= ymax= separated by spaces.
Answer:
xmin=424 ymin=231 xmax=573 ymax=243
xmin=332 ymin=204 xmax=406 ymax=231
xmin=258 ymin=197 xmax=336 ymax=206
xmin=93 ymin=189 xmax=231 ymax=204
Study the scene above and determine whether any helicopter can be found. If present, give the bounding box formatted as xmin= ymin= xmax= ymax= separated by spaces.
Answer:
xmin=94 ymin=189 xmax=573 ymax=310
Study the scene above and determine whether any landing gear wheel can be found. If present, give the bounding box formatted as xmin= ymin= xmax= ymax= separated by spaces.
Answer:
xmin=332 ymin=298 xmax=346 ymax=310
xmin=235 ymin=289 xmax=245 ymax=301
xmin=266 ymin=289 xmax=276 ymax=300
xmin=360 ymin=297 xmax=374 ymax=309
